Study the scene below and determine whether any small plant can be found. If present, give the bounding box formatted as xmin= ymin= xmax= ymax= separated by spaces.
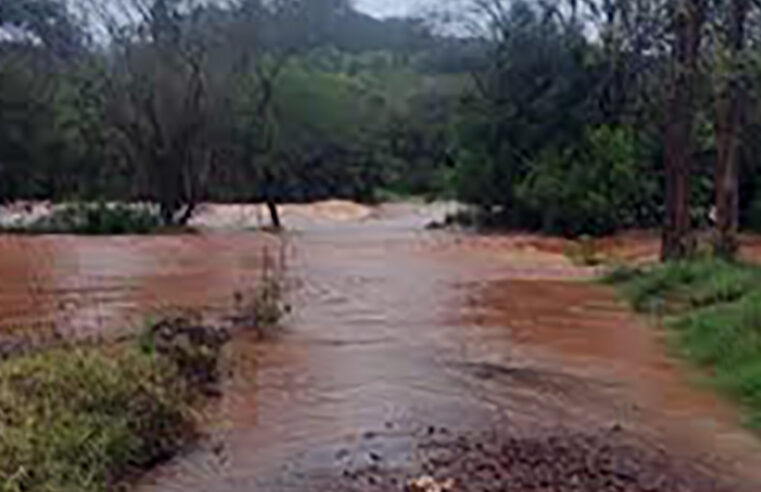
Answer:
xmin=564 ymin=235 xmax=603 ymax=266
xmin=231 ymin=243 xmax=289 ymax=338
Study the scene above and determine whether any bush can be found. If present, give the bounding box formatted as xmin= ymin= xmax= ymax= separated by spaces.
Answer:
xmin=453 ymin=125 xmax=662 ymax=237
xmin=0 ymin=320 xmax=227 ymax=492
xmin=26 ymin=203 xmax=163 ymax=235
xmin=516 ymin=126 xmax=660 ymax=237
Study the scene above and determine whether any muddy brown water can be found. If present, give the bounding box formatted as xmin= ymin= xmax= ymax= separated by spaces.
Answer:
xmin=3 ymin=203 xmax=761 ymax=490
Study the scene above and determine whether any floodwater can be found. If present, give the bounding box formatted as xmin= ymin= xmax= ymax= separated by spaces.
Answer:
xmin=0 ymin=233 xmax=278 ymax=345
xmin=2 ymin=202 xmax=761 ymax=490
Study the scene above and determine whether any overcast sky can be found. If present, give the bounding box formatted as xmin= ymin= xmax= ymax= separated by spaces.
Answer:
xmin=355 ymin=0 xmax=420 ymax=18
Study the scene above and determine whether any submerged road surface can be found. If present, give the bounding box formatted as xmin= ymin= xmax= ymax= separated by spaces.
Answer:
xmin=2 ymin=202 xmax=761 ymax=490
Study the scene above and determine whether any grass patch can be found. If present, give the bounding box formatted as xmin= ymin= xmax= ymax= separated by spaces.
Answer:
xmin=0 ymin=319 xmax=228 ymax=492
xmin=611 ymin=258 xmax=761 ymax=426
xmin=610 ymin=258 xmax=761 ymax=313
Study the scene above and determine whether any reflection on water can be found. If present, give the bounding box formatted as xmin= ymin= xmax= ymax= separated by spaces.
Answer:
xmin=3 ymin=203 xmax=761 ymax=490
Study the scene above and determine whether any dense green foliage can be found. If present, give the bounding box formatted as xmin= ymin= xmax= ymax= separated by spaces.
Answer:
xmin=516 ymin=127 xmax=660 ymax=235
xmin=2 ymin=0 xmax=761 ymax=235
xmin=612 ymin=260 xmax=761 ymax=426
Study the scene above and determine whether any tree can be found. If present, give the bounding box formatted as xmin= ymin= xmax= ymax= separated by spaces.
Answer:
xmin=226 ymin=0 xmax=358 ymax=228
xmin=662 ymin=0 xmax=704 ymax=260
xmin=97 ymin=0 xmax=232 ymax=225
xmin=0 ymin=0 xmax=87 ymax=202
xmin=455 ymin=0 xmax=595 ymax=221
xmin=0 ymin=0 xmax=85 ymax=59
xmin=713 ymin=0 xmax=751 ymax=257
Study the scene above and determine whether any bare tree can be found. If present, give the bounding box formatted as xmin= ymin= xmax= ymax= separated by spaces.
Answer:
xmin=229 ymin=0 xmax=352 ymax=229
xmin=94 ymin=0 xmax=230 ymax=225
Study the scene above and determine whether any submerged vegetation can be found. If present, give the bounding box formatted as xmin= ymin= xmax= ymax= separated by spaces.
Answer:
xmin=612 ymin=260 xmax=761 ymax=426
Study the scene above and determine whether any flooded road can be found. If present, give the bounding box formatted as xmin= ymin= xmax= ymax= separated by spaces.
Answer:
xmin=3 ymin=202 xmax=761 ymax=490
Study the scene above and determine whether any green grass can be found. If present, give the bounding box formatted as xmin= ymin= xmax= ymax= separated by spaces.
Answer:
xmin=610 ymin=258 xmax=761 ymax=426
xmin=0 ymin=336 xmax=211 ymax=492
xmin=612 ymin=258 xmax=761 ymax=312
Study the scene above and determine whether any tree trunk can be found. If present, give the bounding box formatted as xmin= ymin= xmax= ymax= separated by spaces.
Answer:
xmin=714 ymin=0 xmax=749 ymax=258
xmin=177 ymin=202 xmax=197 ymax=226
xmin=267 ymin=200 xmax=281 ymax=230
xmin=662 ymin=0 xmax=703 ymax=261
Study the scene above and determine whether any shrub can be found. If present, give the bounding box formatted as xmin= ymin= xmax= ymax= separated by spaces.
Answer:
xmin=0 ymin=320 xmax=227 ymax=492
xmin=516 ymin=126 xmax=660 ymax=237
xmin=20 ymin=203 xmax=162 ymax=235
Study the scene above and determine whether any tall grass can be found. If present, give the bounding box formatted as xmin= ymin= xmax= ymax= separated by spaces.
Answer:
xmin=610 ymin=259 xmax=761 ymax=426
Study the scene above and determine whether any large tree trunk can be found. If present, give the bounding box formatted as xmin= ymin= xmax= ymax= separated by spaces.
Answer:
xmin=714 ymin=0 xmax=749 ymax=258
xmin=662 ymin=0 xmax=704 ymax=261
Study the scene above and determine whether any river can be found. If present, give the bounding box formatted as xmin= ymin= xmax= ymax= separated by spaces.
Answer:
xmin=2 ymin=202 xmax=761 ymax=491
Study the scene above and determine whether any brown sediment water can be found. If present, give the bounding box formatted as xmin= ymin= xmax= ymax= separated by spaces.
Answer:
xmin=2 ymin=203 xmax=761 ymax=490
xmin=0 ymin=232 xmax=278 ymax=343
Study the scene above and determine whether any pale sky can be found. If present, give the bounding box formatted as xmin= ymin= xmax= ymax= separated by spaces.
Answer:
xmin=355 ymin=0 xmax=419 ymax=18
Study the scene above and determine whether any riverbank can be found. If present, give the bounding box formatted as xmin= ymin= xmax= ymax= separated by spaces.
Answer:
xmin=611 ymin=259 xmax=761 ymax=428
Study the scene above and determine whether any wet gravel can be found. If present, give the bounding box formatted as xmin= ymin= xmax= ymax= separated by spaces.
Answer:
xmin=325 ymin=426 xmax=733 ymax=492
